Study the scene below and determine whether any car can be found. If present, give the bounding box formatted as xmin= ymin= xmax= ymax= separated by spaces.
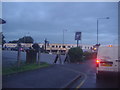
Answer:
xmin=96 ymin=45 xmax=120 ymax=79
xmin=11 ymin=47 xmax=29 ymax=52
xmin=11 ymin=47 xmax=18 ymax=51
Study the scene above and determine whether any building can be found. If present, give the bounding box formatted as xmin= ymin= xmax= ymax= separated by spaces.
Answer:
xmin=3 ymin=43 xmax=94 ymax=53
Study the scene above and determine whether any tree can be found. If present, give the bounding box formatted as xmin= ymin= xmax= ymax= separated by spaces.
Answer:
xmin=9 ymin=40 xmax=18 ymax=43
xmin=8 ymin=36 xmax=34 ymax=43
xmin=18 ymin=36 xmax=34 ymax=43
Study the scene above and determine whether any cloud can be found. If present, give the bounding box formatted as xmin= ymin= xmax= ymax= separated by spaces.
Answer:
xmin=2 ymin=2 xmax=118 ymax=45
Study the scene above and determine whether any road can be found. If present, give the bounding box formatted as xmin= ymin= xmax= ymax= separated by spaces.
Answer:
xmin=62 ymin=60 xmax=119 ymax=88
xmin=2 ymin=50 xmax=119 ymax=88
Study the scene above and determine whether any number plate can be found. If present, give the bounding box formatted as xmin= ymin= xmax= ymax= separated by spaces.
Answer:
xmin=100 ymin=63 xmax=112 ymax=66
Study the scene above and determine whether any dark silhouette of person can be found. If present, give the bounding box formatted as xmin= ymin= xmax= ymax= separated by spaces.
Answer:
xmin=64 ymin=53 xmax=70 ymax=63
xmin=53 ymin=50 xmax=61 ymax=64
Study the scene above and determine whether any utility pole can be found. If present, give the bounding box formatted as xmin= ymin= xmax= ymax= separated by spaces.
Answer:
xmin=63 ymin=29 xmax=67 ymax=45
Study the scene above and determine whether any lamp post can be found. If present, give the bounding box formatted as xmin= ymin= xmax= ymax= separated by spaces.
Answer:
xmin=97 ymin=17 xmax=109 ymax=44
xmin=63 ymin=29 xmax=67 ymax=45
xmin=62 ymin=29 xmax=67 ymax=54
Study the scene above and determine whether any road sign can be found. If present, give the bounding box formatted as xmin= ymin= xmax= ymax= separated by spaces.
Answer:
xmin=75 ymin=32 xmax=81 ymax=40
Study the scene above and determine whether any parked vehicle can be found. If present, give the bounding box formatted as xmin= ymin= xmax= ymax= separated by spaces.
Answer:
xmin=11 ymin=47 xmax=18 ymax=51
xmin=11 ymin=47 xmax=30 ymax=52
xmin=96 ymin=45 xmax=120 ymax=79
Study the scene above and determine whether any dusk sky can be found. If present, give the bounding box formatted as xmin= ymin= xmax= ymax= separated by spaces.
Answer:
xmin=2 ymin=2 xmax=118 ymax=45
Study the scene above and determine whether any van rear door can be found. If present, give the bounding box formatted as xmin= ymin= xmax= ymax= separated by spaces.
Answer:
xmin=97 ymin=46 xmax=118 ymax=72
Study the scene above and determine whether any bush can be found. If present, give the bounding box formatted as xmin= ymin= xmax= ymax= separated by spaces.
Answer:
xmin=83 ymin=52 xmax=97 ymax=60
xmin=68 ymin=47 xmax=83 ymax=63
xmin=83 ymin=51 xmax=92 ymax=60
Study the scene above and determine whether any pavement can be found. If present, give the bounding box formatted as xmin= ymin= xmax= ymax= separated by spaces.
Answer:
xmin=2 ymin=64 xmax=81 ymax=88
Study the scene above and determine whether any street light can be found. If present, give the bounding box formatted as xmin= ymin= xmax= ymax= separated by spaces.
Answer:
xmin=63 ymin=29 xmax=67 ymax=45
xmin=97 ymin=17 xmax=109 ymax=44
xmin=62 ymin=29 xmax=67 ymax=54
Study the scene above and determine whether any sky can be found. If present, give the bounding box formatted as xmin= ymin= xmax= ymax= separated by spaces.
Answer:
xmin=2 ymin=2 xmax=118 ymax=45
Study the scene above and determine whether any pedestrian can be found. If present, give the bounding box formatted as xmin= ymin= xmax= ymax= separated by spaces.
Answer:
xmin=53 ymin=50 xmax=61 ymax=64
xmin=53 ymin=54 xmax=58 ymax=64
xmin=64 ymin=52 xmax=70 ymax=63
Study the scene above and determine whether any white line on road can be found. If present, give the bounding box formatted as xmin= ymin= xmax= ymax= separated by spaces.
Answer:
xmin=60 ymin=66 xmax=87 ymax=88
xmin=76 ymin=72 xmax=87 ymax=89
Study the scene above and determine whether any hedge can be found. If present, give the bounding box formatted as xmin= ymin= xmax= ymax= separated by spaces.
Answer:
xmin=68 ymin=47 xmax=83 ymax=63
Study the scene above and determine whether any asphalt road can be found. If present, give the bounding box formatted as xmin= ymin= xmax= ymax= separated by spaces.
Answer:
xmin=62 ymin=60 xmax=119 ymax=88
xmin=3 ymin=64 xmax=82 ymax=88
xmin=2 ymin=50 xmax=119 ymax=88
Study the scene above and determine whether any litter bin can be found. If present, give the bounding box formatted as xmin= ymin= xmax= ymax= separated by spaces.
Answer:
xmin=26 ymin=49 xmax=37 ymax=64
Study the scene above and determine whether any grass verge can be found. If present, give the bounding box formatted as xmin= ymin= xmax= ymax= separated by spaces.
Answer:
xmin=2 ymin=62 xmax=50 ymax=75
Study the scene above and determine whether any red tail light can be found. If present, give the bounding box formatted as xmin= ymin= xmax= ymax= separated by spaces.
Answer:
xmin=96 ymin=59 xmax=100 ymax=63
xmin=96 ymin=59 xmax=100 ymax=67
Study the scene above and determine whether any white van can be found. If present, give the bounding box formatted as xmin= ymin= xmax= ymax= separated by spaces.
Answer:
xmin=96 ymin=45 xmax=120 ymax=79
